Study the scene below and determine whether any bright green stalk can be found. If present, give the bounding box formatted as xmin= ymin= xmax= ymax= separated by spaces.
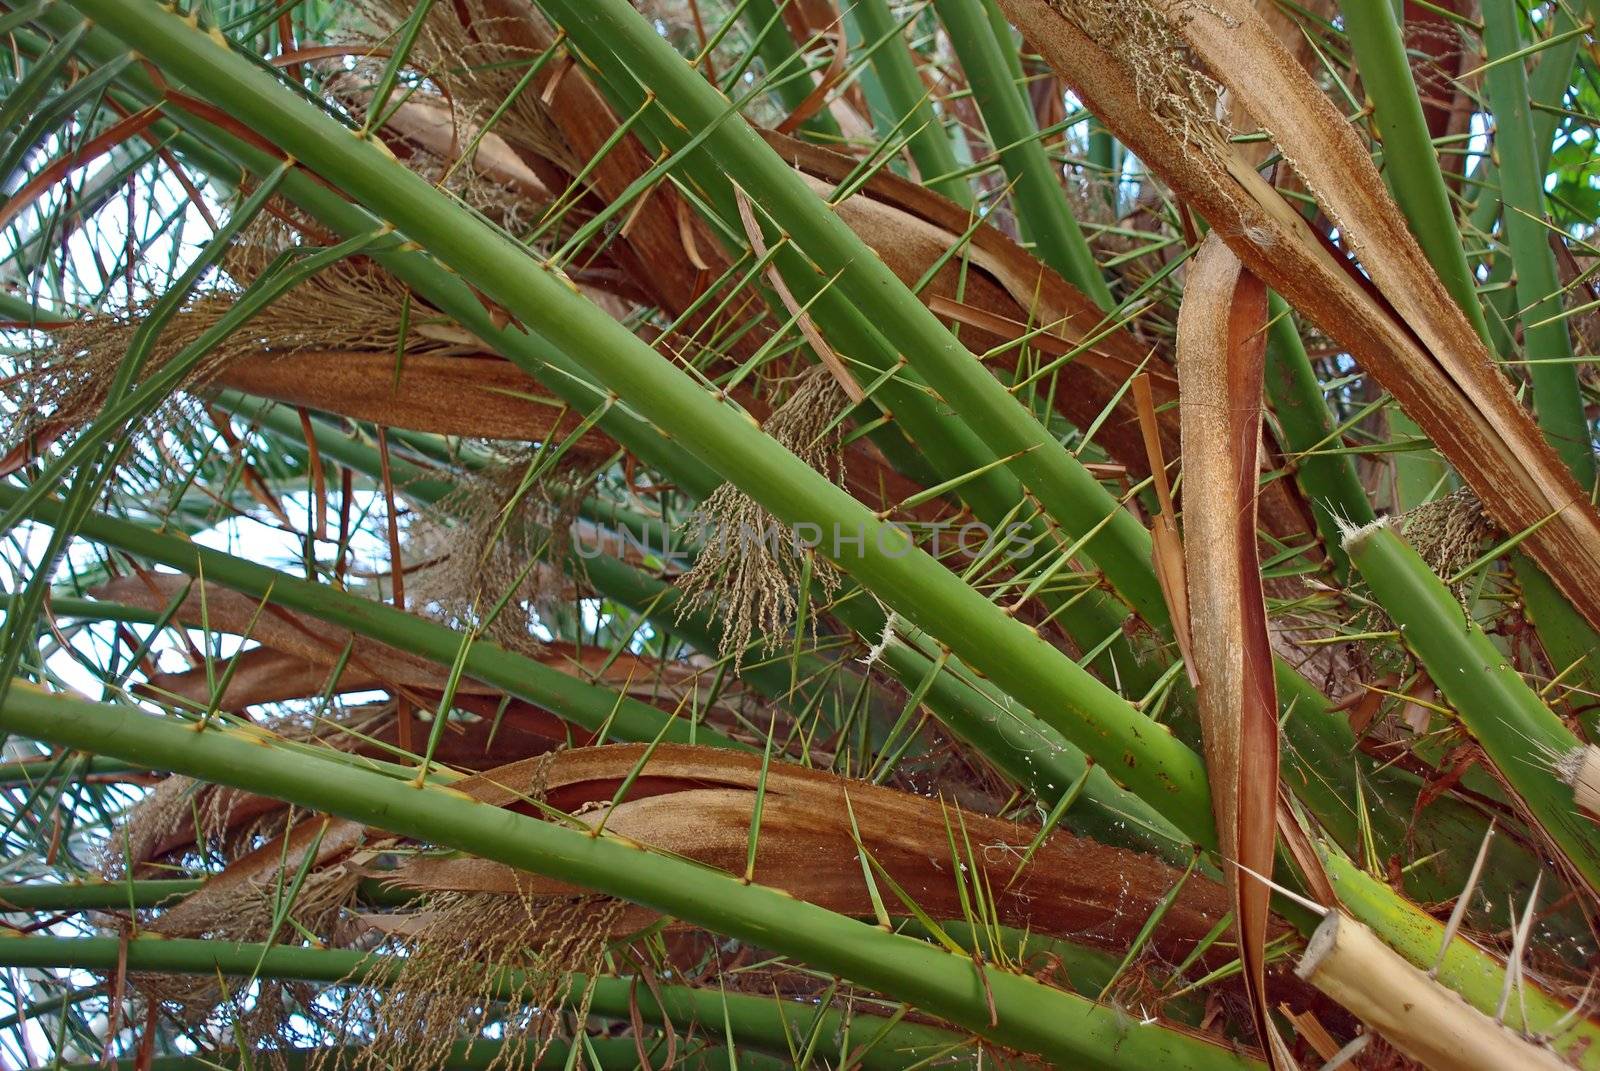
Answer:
xmin=1465 ymin=7 xmax=1582 ymax=240
xmin=848 ymin=0 xmax=972 ymax=205
xmin=738 ymin=0 xmax=843 ymax=140
xmin=31 ymin=0 xmax=1516 ymax=907
xmin=0 ymin=936 xmax=963 ymax=1070
xmin=1514 ymin=556 xmax=1600 ymax=734
xmin=2 ymin=593 xmax=162 ymax=625
xmin=1338 ymin=0 xmax=1490 ymax=342
xmin=1343 ymin=520 xmax=1600 ymax=894
xmin=1086 ymin=118 xmax=1118 ymax=213
xmin=1264 ymin=294 xmax=1374 ymax=581
xmin=1480 ymin=0 xmax=1595 ymax=490
xmin=0 ymin=877 xmax=413 ymax=911
xmin=979 ymin=0 xmax=1025 ymax=85
xmin=0 ymin=879 xmax=197 ymax=910
xmin=65 ymin=0 xmax=1212 ymax=833
xmin=1324 ymin=851 xmax=1600 ymax=1068
xmin=0 ymin=482 xmax=738 ymax=751
xmin=1388 ymin=408 xmax=1451 ymax=511
xmin=928 ymin=0 xmax=1111 ymax=307
xmin=0 ymin=689 xmax=1256 ymax=1070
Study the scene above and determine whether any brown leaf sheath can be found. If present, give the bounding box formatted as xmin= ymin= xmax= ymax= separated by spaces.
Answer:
xmin=1176 ymin=235 xmax=1287 ymax=1065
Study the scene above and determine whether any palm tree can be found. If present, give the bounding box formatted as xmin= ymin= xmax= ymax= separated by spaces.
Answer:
xmin=0 ymin=0 xmax=1597 ymax=1067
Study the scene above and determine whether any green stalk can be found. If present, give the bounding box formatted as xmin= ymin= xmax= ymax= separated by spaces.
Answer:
xmin=1264 ymin=294 xmax=1375 ymax=581
xmin=64 ymin=0 xmax=1213 ymax=832
xmin=26 ymin=0 xmax=1520 ymax=912
xmin=738 ymin=0 xmax=843 ymax=140
xmin=0 ymin=755 xmax=143 ymax=785
xmin=1387 ymin=409 xmax=1451 ymax=512
xmin=928 ymin=0 xmax=1111 ymax=306
xmin=1480 ymin=0 xmax=1595 ymax=490
xmin=1514 ymin=556 xmax=1600 ymax=734
xmin=40 ymin=1040 xmax=765 ymax=1071
xmin=1343 ymin=520 xmax=1600 ymax=894
xmin=1338 ymin=0 xmax=1490 ymax=342
xmin=1087 ymin=119 xmax=1118 ymax=213
xmin=0 ymin=689 xmax=1256 ymax=1070
xmin=2 ymin=593 xmax=162 ymax=625
xmin=0 ymin=482 xmax=739 ymax=751
xmin=0 ymin=877 xmax=413 ymax=911
xmin=1464 ymin=7 xmax=1582 ymax=243
xmin=848 ymin=0 xmax=973 ymax=206
xmin=0 ymin=936 xmax=963 ymax=1070
xmin=0 ymin=879 xmax=197 ymax=910
xmin=1323 ymin=851 xmax=1600 ymax=1067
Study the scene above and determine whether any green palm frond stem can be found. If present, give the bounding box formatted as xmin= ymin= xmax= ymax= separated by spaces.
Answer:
xmin=1264 ymin=294 xmax=1375 ymax=581
xmin=531 ymin=2 xmax=1456 ymax=856
xmin=63 ymin=0 xmax=1216 ymax=832
xmin=0 ymin=482 xmax=739 ymax=752
xmin=1322 ymin=851 xmax=1600 ymax=1068
xmin=1343 ymin=519 xmax=1600 ymax=896
xmin=1464 ymin=5 xmax=1583 ymax=245
xmin=48 ymin=1041 xmax=770 ymax=1071
xmin=1338 ymin=0 xmax=1490 ymax=343
xmin=0 ymin=689 xmax=1258 ymax=1070
xmin=465 ymin=7 xmax=1488 ymax=850
xmin=848 ymin=0 xmax=973 ymax=206
xmin=1480 ymin=0 xmax=1596 ymax=491
xmin=928 ymin=0 xmax=1111 ymax=307
xmin=0 ymin=877 xmax=415 ymax=911
xmin=1472 ymin=13 xmax=1579 ymax=361
xmin=0 ymin=935 xmax=969 ymax=1071
xmin=0 ymin=754 xmax=143 ymax=785
xmin=1513 ymin=555 xmax=1600 ymax=734
xmin=738 ymin=0 xmax=843 ymax=140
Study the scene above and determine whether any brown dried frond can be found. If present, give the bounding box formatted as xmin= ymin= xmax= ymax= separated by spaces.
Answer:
xmin=675 ymin=365 xmax=846 ymax=663
xmin=406 ymin=461 xmax=586 ymax=655
xmin=327 ymin=891 xmax=624 ymax=1071
xmin=1044 ymin=0 xmax=1230 ymax=164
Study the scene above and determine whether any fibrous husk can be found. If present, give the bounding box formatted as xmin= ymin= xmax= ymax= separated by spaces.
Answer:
xmin=405 ymin=460 xmax=587 ymax=656
xmin=1396 ymin=488 xmax=1494 ymax=595
xmin=675 ymin=365 xmax=846 ymax=663
xmin=326 ymin=891 xmax=624 ymax=1071
xmin=211 ymin=349 xmax=622 ymax=449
